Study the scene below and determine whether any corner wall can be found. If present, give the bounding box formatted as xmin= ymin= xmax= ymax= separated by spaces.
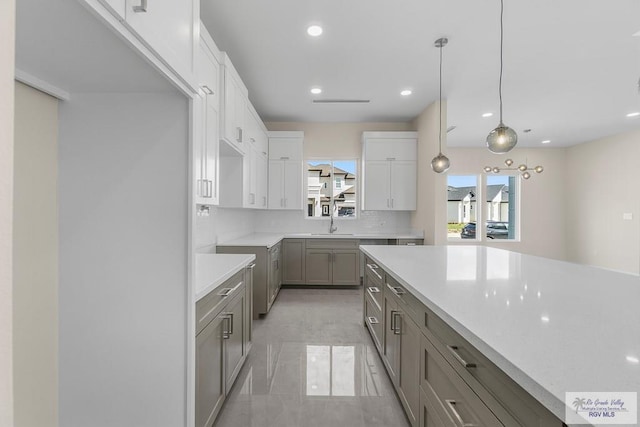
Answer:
xmin=566 ymin=130 xmax=640 ymax=274
xmin=13 ymin=82 xmax=59 ymax=426
xmin=0 ymin=0 xmax=15 ymax=424
xmin=410 ymin=101 xmax=443 ymax=244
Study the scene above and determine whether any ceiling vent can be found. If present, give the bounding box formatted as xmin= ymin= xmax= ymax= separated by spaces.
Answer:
xmin=312 ymin=99 xmax=370 ymax=104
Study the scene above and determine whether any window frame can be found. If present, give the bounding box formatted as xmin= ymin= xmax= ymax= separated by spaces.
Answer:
xmin=305 ymin=158 xmax=359 ymax=220
xmin=447 ymin=173 xmax=521 ymax=243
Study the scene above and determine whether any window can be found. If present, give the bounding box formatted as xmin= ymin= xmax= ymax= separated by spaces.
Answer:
xmin=307 ymin=160 xmax=357 ymax=218
xmin=447 ymin=174 xmax=519 ymax=241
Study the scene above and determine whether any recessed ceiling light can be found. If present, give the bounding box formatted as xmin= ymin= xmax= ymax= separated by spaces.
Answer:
xmin=626 ymin=355 xmax=639 ymax=364
xmin=400 ymin=90 xmax=412 ymax=96
xmin=626 ymin=112 xmax=640 ymax=117
xmin=307 ymin=25 xmax=323 ymax=37
xmin=541 ymin=140 xmax=551 ymax=144
xmin=482 ymin=112 xmax=493 ymax=118
xmin=310 ymin=87 xmax=322 ymax=95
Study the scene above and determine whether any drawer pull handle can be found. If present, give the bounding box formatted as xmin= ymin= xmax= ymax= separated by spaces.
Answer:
xmin=132 ymin=0 xmax=147 ymax=13
xmin=247 ymin=263 xmax=256 ymax=270
xmin=367 ymin=316 xmax=379 ymax=325
xmin=218 ymin=281 xmax=244 ymax=297
xmin=445 ymin=399 xmax=477 ymax=427
xmin=447 ymin=345 xmax=477 ymax=368
xmin=366 ymin=263 xmax=383 ymax=280
xmin=367 ymin=286 xmax=380 ymax=294
xmin=386 ymin=283 xmax=405 ymax=296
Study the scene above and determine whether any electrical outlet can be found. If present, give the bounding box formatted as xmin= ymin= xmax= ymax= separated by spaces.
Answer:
xmin=623 ymin=212 xmax=633 ymax=220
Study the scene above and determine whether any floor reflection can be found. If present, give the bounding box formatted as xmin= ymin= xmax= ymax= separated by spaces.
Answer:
xmin=213 ymin=288 xmax=409 ymax=427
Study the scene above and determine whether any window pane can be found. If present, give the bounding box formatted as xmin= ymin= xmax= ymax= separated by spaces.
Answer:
xmin=333 ymin=160 xmax=357 ymax=218
xmin=486 ymin=175 xmax=517 ymax=240
xmin=307 ymin=160 xmax=357 ymax=218
xmin=307 ymin=161 xmax=331 ymax=217
xmin=447 ymin=175 xmax=478 ymax=240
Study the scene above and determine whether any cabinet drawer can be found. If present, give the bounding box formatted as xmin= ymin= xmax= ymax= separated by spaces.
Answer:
xmin=364 ymin=293 xmax=383 ymax=353
xmin=365 ymin=279 xmax=382 ymax=311
xmin=364 ymin=257 xmax=384 ymax=285
xmin=424 ymin=307 xmax=559 ymax=426
xmin=421 ymin=334 xmax=502 ymax=427
xmin=305 ymin=238 xmax=359 ymax=249
xmin=196 ymin=270 xmax=244 ymax=335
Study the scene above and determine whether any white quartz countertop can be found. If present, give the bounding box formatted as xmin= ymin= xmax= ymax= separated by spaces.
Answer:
xmin=359 ymin=245 xmax=640 ymax=426
xmin=217 ymin=231 xmax=424 ymax=248
xmin=195 ymin=253 xmax=255 ymax=301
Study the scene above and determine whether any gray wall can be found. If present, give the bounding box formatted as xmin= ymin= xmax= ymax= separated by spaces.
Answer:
xmin=59 ymin=93 xmax=189 ymax=427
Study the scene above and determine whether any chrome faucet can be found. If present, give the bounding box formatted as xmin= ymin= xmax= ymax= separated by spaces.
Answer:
xmin=329 ymin=203 xmax=338 ymax=234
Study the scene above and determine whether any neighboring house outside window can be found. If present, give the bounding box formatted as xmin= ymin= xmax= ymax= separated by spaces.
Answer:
xmin=306 ymin=160 xmax=357 ymax=218
xmin=447 ymin=175 xmax=519 ymax=241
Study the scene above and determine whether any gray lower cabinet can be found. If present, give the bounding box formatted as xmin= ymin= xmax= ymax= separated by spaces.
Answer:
xmin=195 ymin=314 xmax=225 ymax=427
xmin=218 ymin=243 xmax=281 ymax=318
xmin=195 ymin=266 xmax=252 ymax=427
xmin=383 ymin=283 xmax=420 ymax=427
xmin=305 ymin=239 xmax=360 ymax=286
xmin=282 ymin=239 xmax=305 ymax=284
xmin=364 ymin=255 xmax=565 ymax=427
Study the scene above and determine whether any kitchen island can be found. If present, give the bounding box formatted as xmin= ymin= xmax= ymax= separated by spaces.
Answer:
xmin=360 ymin=245 xmax=639 ymax=427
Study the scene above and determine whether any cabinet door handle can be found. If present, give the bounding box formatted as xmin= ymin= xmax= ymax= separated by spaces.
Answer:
xmin=367 ymin=316 xmax=379 ymax=325
xmin=392 ymin=312 xmax=402 ymax=335
xmin=391 ymin=198 xmax=394 ymax=208
xmin=222 ymin=315 xmax=231 ymax=339
xmin=446 ymin=345 xmax=477 ymax=368
xmin=132 ymin=0 xmax=147 ymax=12
xmin=236 ymin=127 xmax=243 ymax=143
xmin=367 ymin=286 xmax=380 ymax=294
xmin=386 ymin=199 xmax=390 ymax=208
xmin=444 ymin=400 xmax=474 ymax=427
xmin=201 ymin=85 xmax=214 ymax=95
xmin=228 ymin=313 xmax=234 ymax=335
xmin=196 ymin=179 xmax=202 ymax=197
xmin=207 ymin=180 xmax=213 ymax=198
xmin=280 ymin=156 xmax=290 ymax=160
xmin=386 ymin=157 xmax=396 ymax=161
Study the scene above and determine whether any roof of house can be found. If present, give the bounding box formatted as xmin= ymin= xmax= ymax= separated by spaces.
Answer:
xmin=447 ymin=184 xmax=508 ymax=202
xmin=307 ymin=163 xmax=354 ymax=178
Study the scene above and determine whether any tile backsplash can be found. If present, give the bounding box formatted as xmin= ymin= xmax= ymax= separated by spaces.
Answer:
xmin=196 ymin=207 xmax=414 ymax=251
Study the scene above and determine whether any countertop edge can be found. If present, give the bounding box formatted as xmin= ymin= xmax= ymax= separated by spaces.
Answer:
xmin=195 ymin=254 xmax=256 ymax=302
xmin=217 ymin=232 xmax=425 ymax=248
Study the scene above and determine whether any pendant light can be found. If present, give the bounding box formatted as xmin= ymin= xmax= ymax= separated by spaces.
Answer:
xmin=431 ymin=37 xmax=450 ymax=173
xmin=486 ymin=0 xmax=517 ymax=154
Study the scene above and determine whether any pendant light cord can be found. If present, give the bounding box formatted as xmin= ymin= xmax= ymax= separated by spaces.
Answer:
xmin=499 ymin=0 xmax=504 ymax=126
xmin=438 ymin=42 xmax=443 ymax=153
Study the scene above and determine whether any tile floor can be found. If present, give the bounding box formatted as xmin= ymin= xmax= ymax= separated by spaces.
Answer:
xmin=214 ymin=287 xmax=410 ymax=427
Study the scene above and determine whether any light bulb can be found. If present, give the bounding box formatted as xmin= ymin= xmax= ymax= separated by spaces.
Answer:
xmin=522 ymin=171 xmax=531 ymax=179
xmin=518 ymin=164 xmax=527 ymax=172
xmin=492 ymin=167 xmax=500 ymax=173
xmin=504 ymin=159 xmax=513 ymax=166
xmin=534 ymin=165 xmax=544 ymax=173
xmin=487 ymin=125 xmax=517 ymax=153
xmin=431 ymin=153 xmax=450 ymax=173
xmin=484 ymin=166 xmax=492 ymax=173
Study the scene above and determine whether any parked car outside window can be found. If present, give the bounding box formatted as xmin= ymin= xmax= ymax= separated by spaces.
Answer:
xmin=460 ymin=221 xmax=509 ymax=239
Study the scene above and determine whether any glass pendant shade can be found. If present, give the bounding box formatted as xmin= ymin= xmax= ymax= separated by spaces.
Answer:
xmin=431 ymin=153 xmax=450 ymax=173
xmin=486 ymin=124 xmax=518 ymax=153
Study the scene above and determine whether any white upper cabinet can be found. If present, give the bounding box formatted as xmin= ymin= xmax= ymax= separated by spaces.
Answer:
xmin=268 ymin=132 xmax=304 ymax=210
xmin=123 ymin=0 xmax=196 ymax=84
xmin=194 ymin=28 xmax=221 ymax=205
xmin=220 ymin=55 xmax=249 ymax=154
xmin=362 ymin=132 xmax=417 ymax=211
xmin=245 ymin=104 xmax=269 ymax=209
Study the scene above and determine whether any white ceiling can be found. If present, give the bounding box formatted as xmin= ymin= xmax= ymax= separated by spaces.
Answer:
xmin=201 ymin=0 xmax=640 ymax=148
